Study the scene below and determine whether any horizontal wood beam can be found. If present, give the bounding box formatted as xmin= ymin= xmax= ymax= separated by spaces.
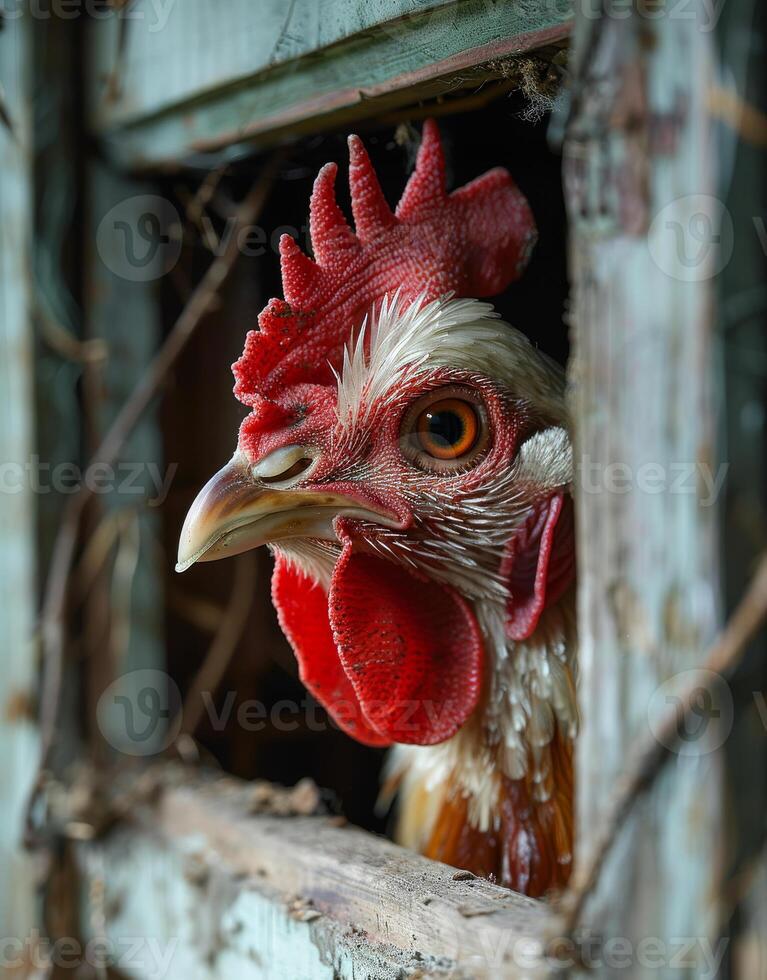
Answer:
xmin=87 ymin=0 xmax=571 ymax=169
xmin=76 ymin=772 xmax=554 ymax=979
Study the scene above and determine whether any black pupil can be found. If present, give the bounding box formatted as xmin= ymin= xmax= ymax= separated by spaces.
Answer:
xmin=425 ymin=409 xmax=464 ymax=448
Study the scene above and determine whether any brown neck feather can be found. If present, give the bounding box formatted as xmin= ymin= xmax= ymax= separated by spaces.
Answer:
xmin=421 ymin=727 xmax=573 ymax=897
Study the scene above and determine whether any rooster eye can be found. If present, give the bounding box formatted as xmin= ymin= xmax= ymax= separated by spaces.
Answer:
xmin=401 ymin=387 xmax=490 ymax=473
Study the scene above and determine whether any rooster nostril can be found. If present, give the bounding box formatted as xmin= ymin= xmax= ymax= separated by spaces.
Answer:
xmin=260 ymin=457 xmax=313 ymax=484
xmin=251 ymin=444 xmax=317 ymax=485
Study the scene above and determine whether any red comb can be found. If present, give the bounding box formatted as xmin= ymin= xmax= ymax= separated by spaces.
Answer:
xmin=233 ymin=120 xmax=536 ymax=410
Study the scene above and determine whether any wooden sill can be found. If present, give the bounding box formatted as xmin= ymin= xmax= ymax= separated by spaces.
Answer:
xmin=75 ymin=772 xmax=554 ymax=979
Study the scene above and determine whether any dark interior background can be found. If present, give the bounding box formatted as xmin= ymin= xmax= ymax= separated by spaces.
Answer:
xmin=160 ymin=92 xmax=570 ymax=834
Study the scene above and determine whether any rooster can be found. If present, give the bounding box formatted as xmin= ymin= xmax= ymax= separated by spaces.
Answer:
xmin=176 ymin=121 xmax=577 ymax=897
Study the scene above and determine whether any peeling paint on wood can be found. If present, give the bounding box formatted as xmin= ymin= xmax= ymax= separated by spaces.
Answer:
xmin=562 ymin=0 xmax=726 ymax=972
xmin=0 ymin=7 xmax=39 ymax=946
xmin=76 ymin=775 xmax=554 ymax=978
xmin=90 ymin=0 xmax=466 ymax=124
xmin=86 ymin=0 xmax=572 ymax=168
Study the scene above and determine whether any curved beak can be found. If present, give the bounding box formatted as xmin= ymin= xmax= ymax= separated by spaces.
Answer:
xmin=176 ymin=454 xmax=394 ymax=573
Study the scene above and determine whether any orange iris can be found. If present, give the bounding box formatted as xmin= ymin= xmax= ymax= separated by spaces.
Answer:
xmin=415 ymin=398 xmax=479 ymax=460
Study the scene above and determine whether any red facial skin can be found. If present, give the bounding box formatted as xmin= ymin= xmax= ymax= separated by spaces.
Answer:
xmin=231 ymin=120 xmax=536 ymax=444
xmin=237 ymin=369 xmax=528 ymax=530
xmin=237 ymin=366 xmax=559 ymax=748
xmin=226 ymin=121 xmax=555 ymax=748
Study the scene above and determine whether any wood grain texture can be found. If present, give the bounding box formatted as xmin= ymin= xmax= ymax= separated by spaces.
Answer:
xmin=89 ymin=0 xmax=463 ymax=123
xmin=76 ymin=774 xmax=554 ymax=978
xmin=561 ymin=0 xmax=727 ymax=973
xmin=0 ymin=8 xmax=39 ymax=946
xmin=81 ymin=165 xmax=168 ymax=758
xmin=87 ymin=0 xmax=571 ymax=167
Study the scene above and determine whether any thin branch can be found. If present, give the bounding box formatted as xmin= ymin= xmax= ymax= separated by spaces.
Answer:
xmin=724 ymin=826 xmax=767 ymax=916
xmin=71 ymin=510 xmax=125 ymax=605
xmin=175 ymin=164 xmax=228 ymax=252
xmin=557 ymin=551 xmax=767 ymax=933
xmin=37 ymin=302 xmax=108 ymax=365
xmin=167 ymin=585 xmax=227 ymax=634
xmin=177 ymin=552 xmax=257 ymax=738
xmin=30 ymin=154 xmax=281 ymax=840
xmin=708 ymin=84 xmax=767 ymax=148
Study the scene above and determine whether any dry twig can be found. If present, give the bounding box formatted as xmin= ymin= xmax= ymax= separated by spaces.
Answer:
xmin=167 ymin=586 xmax=227 ymax=634
xmin=708 ymin=85 xmax=767 ymax=148
xmin=557 ymin=551 xmax=767 ymax=933
xmin=37 ymin=302 xmax=108 ymax=365
xmin=175 ymin=165 xmax=228 ymax=252
xmin=29 ymin=154 xmax=281 ymax=843
xmin=177 ymin=552 xmax=257 ymax=737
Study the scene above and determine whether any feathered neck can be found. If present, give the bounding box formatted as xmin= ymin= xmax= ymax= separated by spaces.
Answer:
xmin=389 ymin=592 xmax=578 ymax=895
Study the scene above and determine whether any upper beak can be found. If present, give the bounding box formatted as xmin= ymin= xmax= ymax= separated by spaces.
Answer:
xmin=176 ymin=453 xmax=394 ymax=573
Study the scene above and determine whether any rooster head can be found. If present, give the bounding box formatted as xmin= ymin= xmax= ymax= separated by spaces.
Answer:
xmin=177 ymin=121 xmax=574 ymax=760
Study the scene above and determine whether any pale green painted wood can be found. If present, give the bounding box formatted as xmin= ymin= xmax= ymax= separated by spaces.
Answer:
xmin=77 ymin=779 xmax=553 ymax=979
xmin=88 ymin=0 xmax=571 ymax=168
xmin=83 ymin=164 xmax=168 ymax=758
xmin=0 ymin=9 xmax=39 ymax=945
xmin=88 ymin=0 xmax=464 ymax=126
xmin=564 ymin=0 xmax=726 ymax=974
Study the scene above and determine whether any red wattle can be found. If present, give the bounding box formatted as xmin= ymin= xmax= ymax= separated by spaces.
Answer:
xmin=271 ymin=557 xmax=390 ymax=747
xmin=501 ymin=493 xmax=575 ymax=642
xmin=328 ymin=544 xmax=483 ymax=745
xmin=271 ymin=544 xmax=484 ymax=747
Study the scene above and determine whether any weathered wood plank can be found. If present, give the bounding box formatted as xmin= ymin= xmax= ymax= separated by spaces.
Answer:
xmin=89 ymin=0 xmax=463 ymax=125
xmin=87 ymin=0 xmax=571 ymax=168
xmin=77 ymin=775 xmax=554 ymax=979
xmin=82 ymin=165 xmax=168 ymax=758
xmin=0 ymin=6 xmax=39 ymax=947
xmin=561 ymin=0 xmax=726 ymax=975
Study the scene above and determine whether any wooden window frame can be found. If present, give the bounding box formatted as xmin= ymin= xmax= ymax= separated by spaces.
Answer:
xmin=4 ymin=0 xmax=758 ymax=976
